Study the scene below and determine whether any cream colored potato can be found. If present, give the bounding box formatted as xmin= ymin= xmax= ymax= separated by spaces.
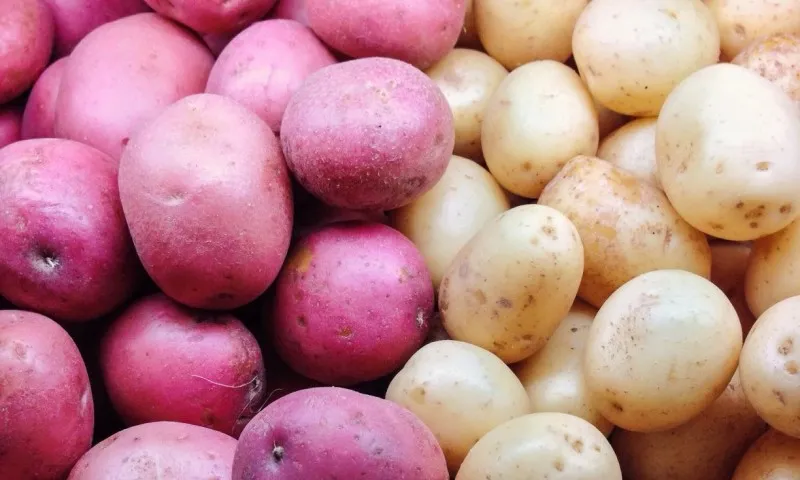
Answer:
xmin=538 ymin=155 xmax=711 ymax=308
xmin=595 ymin=98 xmax=629 ymax=140
xmin=612 ymin=370 xmax=767 ymax=480
xmin=597 ymin=117 xmax=659 ymax=187
xmin=514 ymin=300 xmax=614 ymax=436
xmin=482 ymin=60 xmax=598 ymax=198
xmin=732 ymin=429 xmax=800 ymax=479
xmin=426 ymin=50 xmax=507 ymax=163
xmin=438 ymin=204 xmax=584 ymax=363
xmin=456 ymin=412 xmax=622 ymax=480
xmin=385 ymin=340 xmax=529 ymax=473
xmin=572 ymin=0 xmax=719 ymax=116
xmin=457 ymin=0 xmax=481 ymax=50
xmin=733 ymin=33 xmax=800 ymax=108
xmin=745 ymin=219 xmax=800 ymax=318
xmin=710 ymin=241 xmax=752 ymax=295
xmin=706 ymin=0 xmax=800 ymax=61
xmin=657 ymin=63 xmax=800 ymax=241
xmin=584 ymin=269 xmax=743 ymax=432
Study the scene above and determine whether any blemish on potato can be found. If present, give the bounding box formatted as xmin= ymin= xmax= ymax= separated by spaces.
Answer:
xmin=553 ymin=458 xmax=565 ymax=471
xmin=774 ymin=389 xmax=787 ymax=405
xmin=337 ymin=326 xmax=353 ymax=338
xmin=291 ymin=246 xmax=314 ymax=273
xmin=756 ymin=161 xmax=771 ymax=171
xmin=785 ymin=360 xmax=799 ymax=375
xmin=297 ymin=316 xmax=307 ymax=327
xmin=473 ymin=289 xmax=487 ymax=304
xmin=496 ymin=297 xmax=513 ymax=308
xmin=779 ymin=338 xmax=794 ymax=355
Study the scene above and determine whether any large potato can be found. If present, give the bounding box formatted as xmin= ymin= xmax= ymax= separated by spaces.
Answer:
xmin=706 ymin=0 xmax=800 ymax=60
xmin=482 ymin=60 xmax=599 ymax=198
xmin=538 ymin=156 xmax=711 ymax=308
xmin=21 ymin=57 xmax=68 ymax=140
xmin=657 ymin=63 xmax=800 ymax=241
xmin=733 ymin=33 xmax=800 ymax=108
xmin=144 ymin=0 xmax=277 ymax=34
xmin=0 ymin=0 xmax=54 ymax=104
xmin=584 ymin=269 xmax=743 ymax=432
xmin=572 ymin=0 xmax=719 ymax=116
xmin=746 ymin=219 xmax=800 ymax=317
xmin=732 ymin=429 xmax=800 ymax=479
xmin=596 ymin=117 xmax=659 ymax=188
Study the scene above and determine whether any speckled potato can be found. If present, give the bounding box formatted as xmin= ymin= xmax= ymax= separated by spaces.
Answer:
xmin=710 ymin=241 xmax=752 ymax=295
xmin=706 ymin=0 xmax=800 ymax=60
xmin=456 ymin=412 xmax=622 ymax=480
xmin=385 ymin=340 xmax=530 ymax=473
xmin=482 ymin=60 xmax=598 ymax=198
xmin=438 ymin=204 xmax=584 ymax=363
xmin=572 ymin=0 xmax=719 ymax=116
xmin=656 ymin=63 xmax=800 ymax=241
xmin=514 ymin=300 xmax=614 ymax=436
xmin=745 ymin=219 xmax=800 ymax=318
xmin=597 ymin=117 xmax=659 ymax=188
xmin=733 ymin=33 xmax=800 ymax=109
xmin=538 ymin=156 xmax=711 ymax=308
xmin=732 ymin=429 xmax=800 ymax=479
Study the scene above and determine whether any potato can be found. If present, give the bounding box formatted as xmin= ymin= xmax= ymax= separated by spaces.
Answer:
xmin=475 ymin=0 xmax=588 ymax=68
xmin=572 ymin=0 xmax=719 ymax=116
xmin=456 ymin=412 xmax=622 ymax=480
xmin=732 ymin=429 xmax=800 ymax=479
xmin=457 ymin=0 xmax=480 ymax=49
xmin=426 ymin=49 xmax=507 ymax=163
xmin=0 ymin=0 xmax=54 ymax=104
xmin=482 ymin=60 xmax=599 ymax=199
xmin=144 ymin=0 xmax=277 ymax=34
xmin=385 ymin=340 xmax=530 ymax=472
xmin=233 ymin=387 xmax=449 ymax=479
xmin=281 ymin=57 xmax=454 ymax=211
xmin=597 ymin=117 xmax=659 ymax=188
xmin=612 ymin=370 xmax=767 ymax=480
xmin=439 ymin=204 xmax=583 ymax=363
xmin=514 ymin=301 xmax=614 ymax=436
xmin=538 ymin=156 xmax=712 ymax=308
xmin=595 ymin=98 xmax=629 ymax=139
xmin=391 ymin=156 xmax=510 ymax=289
xmin=21 ymin=57 xmax=68 ymax=140
xmin=0 ymin=310 xmax=94 ymax=479
xmin=584 ymin=269 xmax=742 ymax=432
xmin=746 ymin=219 xmax=800 ymax=317
xmin=657 ymin=63 xmax=800 ymax=241
xmin=706 ymin=0 xmax=800 ymax=60
xmin=271 ymin=0 xmax=308 ymax=26
xmin=711 ymin=241 xmax=752 ymax=295
xmin=0 ymin=107 xmax=21 ymax=149
xmin=733 ymin=33 xmax=800 ymax=109
xmin=732 ymin=283 xmax=758 ymax=339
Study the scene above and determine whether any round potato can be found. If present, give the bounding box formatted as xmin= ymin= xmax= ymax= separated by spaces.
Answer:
xmin=733 ymin=33 xmax=800 ymax=108
xmin=656 ymin=63 xmax=800 ymax=241
xmin=711 ymin=241 xmax=752 ymax=295
xmin=705 ymin=0 xmax=800 ymax=60
xmin=514 ymin=300 xmax=614 ymax=436
xmin=584 ymin=269 xmax=743 ymax=432
xmin=732 ymin=429 xmax=800 ymax=479
xmin=572 ymin=0 xmax=719 ymax=116
xmin=482 ymin=60 xmax=598 ymax=199
xmin=456 ymin=412 xmax=622 ymax=480
xmin=597 ymin=117 xmax=659 ymax=188
xmin=538 ymin=155 xmax=711 ymax=308
xmin=456 ymin=0 xmax=480 ymax=49
xmin=746 ymin=219 xmax=800 ymax=318
xmin=439 ymin=204 xmax=584 ymax=363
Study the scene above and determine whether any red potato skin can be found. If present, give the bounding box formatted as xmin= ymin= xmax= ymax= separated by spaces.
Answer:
xmin=0 ymin=0 xmax=54 ymax=104
xmin=233 ymin=387 xmax=449 ymax=480
xmin=0 ymin=310 xmax=94 ymax=479
xmin=145 ymin=0 xmax=278 ymax=34
xmin=21 ymin=57 xmax=68 ymax=140
xmin=0 ymin=107 xmax=21 ymax=149
xmin=270 ymin=0 xmax=308 ymax=26
xmin=0 ymin=139 xmax=142 ymax=322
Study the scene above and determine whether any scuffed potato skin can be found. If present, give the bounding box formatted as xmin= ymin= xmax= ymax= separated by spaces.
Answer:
xmin=733 ymin=33 xmax=800 ymax=109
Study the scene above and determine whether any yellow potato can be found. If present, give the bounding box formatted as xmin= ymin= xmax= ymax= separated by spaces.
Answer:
xmin=745 ymin=219 xmax=800 ymax=318
xmin=456 ymin=412 xmax=622 ymax=480
xmin=537 ymin=155 xmax=711 ymax=308
xmin=706 ymin=0 xmax=800 ymax=60
xmin=514 ymin=300 xmax=614 ymax=436
xmin=584 ymin=269 xmax=743 ymax=432
xmin=596 ymin=117 xmax=659 ymax=188
xmin=385 ymin=340 xmax=529 ymax=473
xmin=733 ymin=33 xmax=800 ymax=108
xmin=710 ymin=241 xmax=752 ymax=295
xmin=438 ymin=204 xmax=584 ymax=364
xmin=656 ymin=63 xmax=800 ymax=241
xmin=732 ymin=429 xmax=800 ymax=479
xmin=426 ymin=50 xmax=508 ymax=163
xmin=482 ymin=60 xmax=599 ymax=198
xmin=572 ymin=0 xmax=719 ymax=116
xmin=391 ymin=155 xmax=510 ymax=289
xmin=456 ymin=0 xmax=481 ymax=50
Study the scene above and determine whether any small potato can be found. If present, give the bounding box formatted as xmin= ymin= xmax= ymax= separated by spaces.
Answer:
xmin=457 ymin=0 xmax=480 ymax=49
xmin=732 ymin=429 xmax=800 ymax=479
xmin=572 ymin=0 xmax=719 ymax=116
xmin=746 ymin=219 xmax=800 ymax=317
xmin=706 ymin=0 xmax=800 ymax=60
xmin=597 ymin=117 xmax=659 ymax=188
xmin=514 ymin=301 xmax=614 ymax=437
xmin=21 ymin=57 xmax=68 ymax=140
xmin=391 ymin=156 xmax=511 ymax=289
xmin=456 ymin=412 xmax=622 ymax=480
xmin=426 ymin=49 xmax=508 ymax=163
xmin=657 ymin=63 xmax=800 ymax=241
xmin=0 ymin=0 xmax=54 ymax=104
xmin=538 ymin=156 xmax=711 ymax=308
xmin=710 ymin=241 xmax=752 ymax=295
xmin=482 ymin=60 xmax=599 ymax=198
xmin=385 ymin=340 xmax=530 ymax=473
xmin=733 ymin=33 xmax=800 ymax=108
xmin=584 ymin=269 xmax=743 ymax=432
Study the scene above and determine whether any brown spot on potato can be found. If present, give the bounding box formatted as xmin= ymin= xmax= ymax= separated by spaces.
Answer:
xmin=571 ymin=439 xmax=584 ymax=453
xmin=496 ymin=297 xmax=513 ymax=308
xmin=750 ymin=221 xmax=759 ymax=229
xmin=774 ymin=389 xmax=787 ymax=405
xmin=410 ymin=386 xmax=426 ymax=403
xmin=12 ymin=342 xmax=27 ymax=360
xmin=398 ymin=267 xmax=412 ymax=283
xmin=337 ymin=326 xmax=353 ymax=338
xmin=734 ymin=24 xmax=746 ymax=37
xmin=297 ymin=316 xmax=307 ymax=327
xmin=292 ymin=246 xmax=313 ymax=273
xmin=782 ymin=204 xmax=794 ymax=214
xmin=756 ymin=161 xmax=771 ymax=171
xmin=715 ymin=162 xmax=724 ymax=174
xmin=736 ymin=201 xmax=744 ymax=209
xmin=745 ymin=205 xmax=766 ymax=219
xmin=473 ymin=289 xmax=487 ymax=304
xmin=522 ymin=161 xmax=532 ymax=171
xmin=611 ymin=401 xmax=624 ymax=412
xmin=786 ymin=361 xmax=799 ymax=375
xmin=553 ymin=459 xmax=565 ymax=471
xmin=779 ymin=338 xmax=794 ymax=355
xmin=202 ymin=408 xmax=216 ymax=427
xmin=709 ymin=222 xmax=724 ymax=231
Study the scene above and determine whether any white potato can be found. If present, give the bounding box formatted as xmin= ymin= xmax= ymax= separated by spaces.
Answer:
xmin=706 ymin=0 xmax=800 ymax=60
xmin=732 ymin=429 xmax=800 ymax=479
xmin=733 ymin=33 xmax=800 ymax=108
xmin=597 ymin=117 xmax=659 ymax=187
xmin=745 ymin=219 xmax=800 ymax=318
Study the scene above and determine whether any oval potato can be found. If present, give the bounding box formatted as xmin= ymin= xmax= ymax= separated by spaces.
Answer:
xmin=597 ymin=117 xmax=659 ymax=188
xmin=733 ymin=33 xmax=800 ymax=108
xmin=745 ymin=219 xmax=800 ymax=318
xmin=732 ymin=429 xmax=800 ymax=479
xmin=705 ymin=0 xmax=800 ymax=60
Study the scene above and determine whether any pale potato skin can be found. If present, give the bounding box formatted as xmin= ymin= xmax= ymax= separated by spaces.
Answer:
xmin=706 ymin=0 xmax=800 ymax=61
xmin=734 ymin=33 xmax=800 ymax=109
xmin=538 ymin=156 xmax=712 ymax=308
xmin=584 ymin=269 xmax=743 ymax=432
xmin=426 ymin=49 xmax=507 ymax=163
xmin=391 ymin=156 xmax=511 ymax=289
xmin=746 ymin=219 xmax=800 ymax=318
xmin=385 ymin=340 xmax=530 ymax=473
xmin=0 ymin=0 xmax=54 ymax=104
xmin=656 ymin=63 xmax=800 ymax=241
xmin=482 ymin=60 xmax=599 ymax=198
xmin=732 ymin=429 xmax=800 ymax=479
xmin=573 ymin=0 xmax=719 ymax=116
xmin=438 ymin=204 xmax=584 ymax=363
xmin=456 ymin=412 xmax=622 ymax=480
xmin=597 ymin=117 xmax=659 ymax=188
xmin=711 ymin=241 xmax=752 ymax=295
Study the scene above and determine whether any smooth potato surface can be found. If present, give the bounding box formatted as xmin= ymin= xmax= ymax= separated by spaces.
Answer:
xmin=597 ymin=117 xmax=659 ymax=188
xmin=746 ymin=219 xmax=800 ymax=317
xmin=732 ymin=429 xmax=800 ymax=479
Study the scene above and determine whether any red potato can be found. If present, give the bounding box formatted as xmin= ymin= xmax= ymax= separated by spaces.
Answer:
xmin=0 ymin=0 xmax=54 ymax=104
xmin=21 ymin=57 xmax=68 ymax=140
xmin=55 ymin=13 xmax=214 ymax=160
xmin=144 ymin=0 xmax=278 ymax=34
xmin=233 ymin=387 xmax=449 ymax=480
xmin=0 ymin=107 xmax=21 ymax=149
xmin=203 ymin=28 xmax=245 ymax=57
xmin=281 ymin=57 xmax=454 ymax=211
xmin=206 ymin=19 xmax=336 ymax=132
xmin=271 ymin=0 xmax=308 ymax=25
xmin=0 ymin=310 xmax=94 ymax=479
xmin=0 ymin=139 xmax=141 ymax=322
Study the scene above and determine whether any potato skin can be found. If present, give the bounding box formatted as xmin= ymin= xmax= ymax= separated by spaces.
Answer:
xmin=144 ymin=0 xmax=278 ymax=34
xmin=0 ymin=0 xmax=54 ymax=104
xmin=746 ymin=219 xmax=800 ymax=317
xmin=0 ymin=310 xmax=94 ymax=479
xmin=597 ymin=117 xmax=659 ymax=188
xmin=706 ymin=0 xmax=800 ymax=60
xmin=271 ymin=0 xmax=308 ymax=25
xmin=21 ymin=57 xmax=68 ymax=140
xmin=733 ymin=33 xmax=800 ymax=109
xmin=0 ymin=107 xmax=21 ymax=149
xmin=732 ymin=429 xmax=800 ymax=479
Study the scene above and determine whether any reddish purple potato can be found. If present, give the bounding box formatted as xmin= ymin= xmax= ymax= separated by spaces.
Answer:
xmin=270 ymin=0 xmax=308 ymax=26
xmin=55 ymin=13 xmax=214 ymax=160
xmin=206 ymin=19 xmax=337 ymax=132
xmin=273 ymin=222 xmax=433 ymax=386
xmin=100 ymin=293 xmax=267 ymax=438
xmin=118 ymin=93 xmax=293 ymax=310
xmin=0 ymin=310 xmax=94 ymax=479
xmin=21 ymin=56 xmax=68 ymax=140
xmin=0 ymin=107 xmax=21 ymax=149
xmin=68 ymin=421 xmax=237 ymax=480
xmin=0 ymin=139 xmax=141 ymax=322
xmin=203 ymin=28 xmax=245 ymax=57
xmin=145 ymin=0 xmax=278 ymax=34
xmin=281 ymin=57 xmax=454 ymax=211
xmin=0 ymin=0 xmax=54 ymax=104
xmin=233 ymin=387 xmax=449 ymax=480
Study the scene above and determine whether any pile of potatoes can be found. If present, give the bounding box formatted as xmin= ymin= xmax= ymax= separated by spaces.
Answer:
xmin=1 ymin=0 xmax=800 ymax=478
